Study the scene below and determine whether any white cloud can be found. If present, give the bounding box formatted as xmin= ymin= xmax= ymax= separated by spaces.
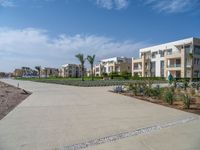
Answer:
xmin=0 ymin=0 xmax=15 ymax=7
xmin=143 ymin=0 xmax=200 ymax=13
xmin=96 ymin=0 xmax=129 ymax=10
xmin=0 ymin=27 xmax=148 ymax=72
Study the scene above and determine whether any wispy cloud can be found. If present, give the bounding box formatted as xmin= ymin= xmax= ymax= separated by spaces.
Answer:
xmin=0 ymin=0 xmax=15 ymax=7
xmin=96 ymin=0 xmax=129 ymax=10
xmin=142 ymin=0 xmax=200 ymax=13
xmin=0 ymin=27 xmax=148 ymax=72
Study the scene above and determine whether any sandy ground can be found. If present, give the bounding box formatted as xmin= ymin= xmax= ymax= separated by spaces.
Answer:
xmin=0 ymin=81 xmax=31 ymax=120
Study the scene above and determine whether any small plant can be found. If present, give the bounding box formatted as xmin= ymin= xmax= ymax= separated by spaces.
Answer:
xmin=173 ymin=79 xmax=177 ymax=88
xmin=183 ymin=80 xmax=188 ymax=90
xmin=182 ymin=94 xmax=191 ymax=109
xmin=190 ymin=88 xmax=195 ymax=96
xmin=170 ymin=87 xmax=175 ymax=93
xmin=196 ymin=82 xmax=200 ymax=90
xmin=176 ymin=87 xmax=181 ymax=94
xmin=164 ymin=90 xmax=174 ymax=105
xmin=144 ymin=87 xmax=152 ymax=97
xmin=132 ymin=86 xmax=138 ymax=96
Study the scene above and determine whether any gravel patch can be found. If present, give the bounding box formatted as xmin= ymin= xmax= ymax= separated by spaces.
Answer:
xmin=0 ymin=81 xmax=31 ymax=120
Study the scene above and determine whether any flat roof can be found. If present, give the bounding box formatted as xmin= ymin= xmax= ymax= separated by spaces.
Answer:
xmin=140 ymin=37 xmax=200 ymax=52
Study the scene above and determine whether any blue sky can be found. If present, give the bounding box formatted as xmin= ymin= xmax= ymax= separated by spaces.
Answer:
xmin=0 ymin=0 xmax=200 ymax=72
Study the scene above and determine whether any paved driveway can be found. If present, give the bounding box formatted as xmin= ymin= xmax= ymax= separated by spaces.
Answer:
xmin=0 ymin=79 xmax=199 ymax=150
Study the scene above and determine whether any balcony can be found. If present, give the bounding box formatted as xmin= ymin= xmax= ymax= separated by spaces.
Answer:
xmin=186 ymin=63 xmax=192 ymax=67
xmin=132 ymin=58 xmax=142 ymax=63
xmin=145 ymin=55 xmax=151 ymax=60
xmin=166 ymin=51 xmax=181 ymax=58
xmin=133 ymin=67 xmax=142 ymax=70
xmin=167 ymin=64 xmax=181 ymax=68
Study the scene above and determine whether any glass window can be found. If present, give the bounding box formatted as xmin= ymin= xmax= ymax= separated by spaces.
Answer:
xmin=161 ymin=61 xmax=164 ymax=68
xmin=159 ymin=50 xmax=164 ymax=57
xmin=185 ymin=45 xmax=191 ymax=53
xmin=194 ymin=46 xmax=200 ymax=55
xmin=166 ymin=49 xmax=172 ymax=55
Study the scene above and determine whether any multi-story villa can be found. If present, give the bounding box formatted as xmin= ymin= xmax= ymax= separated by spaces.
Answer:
xmin=59 ymin=64 xmax=81 ymax=78
xmin=132 ymin=37 xmax=200 ymax=78
xmin=13 ymin=67 xmax=37 ymax=77
xmin=95 ymin=57 xmax=132 ymax=76
xmin=41 ymin=67 xmax=59 ymax=77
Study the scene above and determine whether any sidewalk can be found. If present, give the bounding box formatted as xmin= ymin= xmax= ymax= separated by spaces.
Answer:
xmin=0 ymin=79 xmax=199 ymax=150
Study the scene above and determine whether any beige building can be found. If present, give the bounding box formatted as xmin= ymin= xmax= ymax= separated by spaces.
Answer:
xmin=95 ymin=57 xmax=132 ymax=76
xmin=59 ymin=64 xmax=81 ymax=78
xmin=13 ymin=67 xmax=37 ymax=77
xmin=132 ymin=37 xmax=200 ymax=78
xmin=13 ymin=69 xmax=23 ymax=77
xmin=42 ymin=67 xmax=59 ymax=77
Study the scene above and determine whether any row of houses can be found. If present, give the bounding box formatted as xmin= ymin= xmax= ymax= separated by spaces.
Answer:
xmin=13 ymin=37 xmax=200 ymax=78
xmin=13 ymin=57 xmax=131 ymax=78
xmin=13 ymin=65 xmax=84 ymax=78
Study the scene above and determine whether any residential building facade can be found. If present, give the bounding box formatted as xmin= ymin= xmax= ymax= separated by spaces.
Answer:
xmin=95 ymin=57 xmax=132 ymax=76
xmin=59 ymin=64 xmax=81 ymax=78
xmin=41 ymin=67 xmax=59 ymax=77
xmin=13 ymin=67 xmax=37 ymax=77
xmin=132 ymin=37 xmax=200 ymax=78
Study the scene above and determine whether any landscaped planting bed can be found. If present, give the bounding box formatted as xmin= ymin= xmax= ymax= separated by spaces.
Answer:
xmin=31 ymin=79 xmax=167 ymax=87
xmin=15 ymin=77 xmax=167 ymax=87
xmin=118 ymin=82 xmax=200 ymax=115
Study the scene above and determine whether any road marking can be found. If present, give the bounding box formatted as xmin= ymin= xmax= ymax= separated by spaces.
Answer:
xmin=55 ymin=116 xmax=198 ymax=150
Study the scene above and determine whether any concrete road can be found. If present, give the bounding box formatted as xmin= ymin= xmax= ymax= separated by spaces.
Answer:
xmin=0 ymin=79 xmax=199 ymax=150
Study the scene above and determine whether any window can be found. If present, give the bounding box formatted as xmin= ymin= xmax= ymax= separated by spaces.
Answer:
xmin=96 ymin=68 xmax=99 ymax=72
xmin=176 ymin=59 xmax=181 ymax=65
xmin=161 ymin=61 xmax=164 ymax=69
xmin=185 ymin=45 xmax=191 ymax=53
xmin=134 ymin=64 xmax=139 ymax=69
xmin=159 ymin=50 xmax=164 ymax=57
xmin=151 ymin=62 xmax=156 ymax=69
xmin=194 ymin=46 xmax=200 ymax=55
xmin=152 ymin=52 xmax=157 ymax=58
xmin=194 ymin=58 xmax=197 ymax=64
xmin=166 ymin=49 xmax=172 ymax=55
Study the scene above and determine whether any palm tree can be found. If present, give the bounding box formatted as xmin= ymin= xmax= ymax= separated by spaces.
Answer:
xmin=87 ymin=55 xmax=95 ymax=81
xmin=75 ymin=54 xmax=86 ymax=81
xmin=44 ymin=68 xmax=48 ymax=78
xmin=35 ymin=66 xmax=41 ymax=78
xmin=189 ymin=52 xmax=193 ymax=82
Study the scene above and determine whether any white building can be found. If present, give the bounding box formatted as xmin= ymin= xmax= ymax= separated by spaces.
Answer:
xmin=132 ymin=37 xmax=200 ymax=78
xmin=95 ymin=57 xmax=132 ymax=76
xmin=59 ymin=64 xmax=81 ymax=78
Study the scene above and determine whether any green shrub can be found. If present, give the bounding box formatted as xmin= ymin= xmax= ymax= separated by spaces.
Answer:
xmin=120 ymin=71 xmax=131 ymax=80
xmin=164 ymin=90 xmax=174 ymax=105
xmin=196 ymin=82 xmax=200 ymax=90
xmin=170 ymin=87 xmax=175 ymax=93
xmin=182 ymin=94 xmax=191 ymax=109
xmin=183 ymin=80 xmax=188 ymax=90
xmin=109 ymin=72 xmax=119 ymax=79
xmin=131 ymin=77 xmax=166 ymax=81
xmin=102 ymin=72 xmax=108 ymax=77
xmin=132 ymin=86 xmax=138 ymax=96
xmin=153 ymin=87 xmax=164 ymax=99
xmin=144 ymin=87 xmax=153 ymax=97
xmin=190 ymin=88 xmax=195 ymax=96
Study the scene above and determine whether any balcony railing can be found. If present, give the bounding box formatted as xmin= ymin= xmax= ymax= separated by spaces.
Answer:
xmin=167 ymin=64 xmax=181 ymax=68
xmin=166 ymin=51 xmax=180 ymax=56
xmin=133 ymin=67 xmax=142 ymax=70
